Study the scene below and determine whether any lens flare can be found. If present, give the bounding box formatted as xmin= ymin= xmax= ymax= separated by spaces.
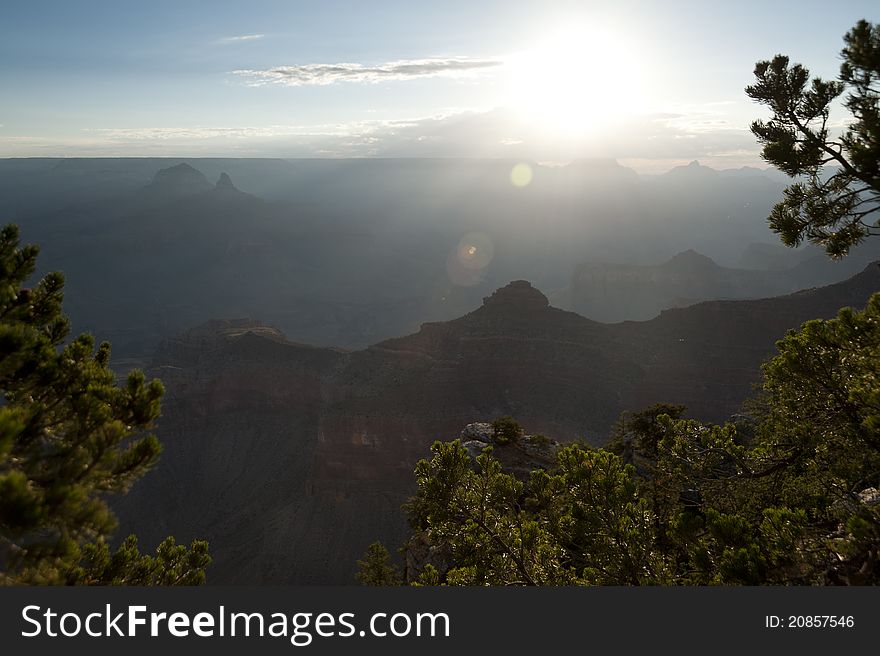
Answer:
xmin=447 ymin=232 xmax=494 ymax=286
xmin=510 ymin=163 xmax=533 ymax=187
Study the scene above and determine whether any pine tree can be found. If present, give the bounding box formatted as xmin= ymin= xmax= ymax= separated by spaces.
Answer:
xmin=70 ymin=535 xmax=211 ymax=585
xmin=746 ymin=19 xmax=880 ymax=257
xmin=491 ymin=416 xmax=523 ymax=445
xmin=0 ymin=224 xmax=209 ymax=585
xmin=355 ymin=542 xmax=401 ymax=586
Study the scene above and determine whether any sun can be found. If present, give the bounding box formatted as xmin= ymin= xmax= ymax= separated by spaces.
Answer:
xmin=506 ymin=25 xmax=644 ymax=138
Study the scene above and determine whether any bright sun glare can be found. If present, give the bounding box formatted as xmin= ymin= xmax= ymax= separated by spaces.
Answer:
xmin=507 ymin=25 xmax=643 ymax=137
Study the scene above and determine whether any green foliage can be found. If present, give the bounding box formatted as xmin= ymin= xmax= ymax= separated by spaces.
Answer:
xmin=755 ymin=294 xmax=880 ymax=583
xmin=411 ymin=563 xmax=441 ymax=587
xmin=657 ymin=297 xmax=880 ymax=584
xmin=668 ymin=506 xmax=808 ymax=585
xmin=607 ymin=403 xmax=687 ymax=469
xmin=533 ymin=446 xmax=665 ymax=584
xmin=746 ymin=20 xmax=880 ymax=257
xmin=526 ymin=434 xmax=551 ymax=447
xmin=491 ymin=416 xmax=523 ymax=445
xmin=0 ymin=224 xmax=209 ymax=585
xmin=405 ymin=440 xmax=664 ymax=585
xmin=760 ymin=296 xmax=880 ymax=470
xmin=400 ymin=295 xmax=880 ymax=585
xmin=68 ymin=536 xmax=211 ymax=585
xmin=606 ymin=403 xmax=688 ymax=553
xmin=355 ymin=542 xmax=401 ymax=586
xmin=407 ymin=440 xmax=569 ymax=585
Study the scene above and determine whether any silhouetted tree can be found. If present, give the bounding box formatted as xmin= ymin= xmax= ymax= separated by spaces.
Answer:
xmin=69 ymin=535 xmax=211 ymax=585
xmin=607 ymin=403 xmax=687 ymax=469
xmin=746 ymin=19 xmax=879 ymax=257
xmin=0 ymin=224 xmax=209 ymax=585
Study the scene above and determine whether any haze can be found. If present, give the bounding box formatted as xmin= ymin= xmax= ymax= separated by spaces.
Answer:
xmin=2 ymin=1 xmax=879 ymax=588
xmin=1 ymin=0 xmax=874 ymax=171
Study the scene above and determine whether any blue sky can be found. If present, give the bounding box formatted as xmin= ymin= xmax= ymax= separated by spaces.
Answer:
xmin=0 ymin=0 xmax=876 ymax=171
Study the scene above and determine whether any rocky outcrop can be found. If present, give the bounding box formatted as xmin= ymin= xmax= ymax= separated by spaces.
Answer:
xmin=460 ymin=422 xmax=494 ymax=443
xmin=457 ymin=421 xmax=561 ymax=475
xmin=481 ymin=280 xmax=550 ymax=312
xmin=569 ymin=250 xmax=876 ymax=322
xmin=216 ymin=172 xmax=236 ymax=189
xmin=116 ymin=264 xmax=880 ymax=584
xmin=145 ymin=163 xmax=213 ymax=197
xmin=114 ymin=323 xmax=346 ymax=583
xmin=212 ymin=172 xmax=254 ymax=200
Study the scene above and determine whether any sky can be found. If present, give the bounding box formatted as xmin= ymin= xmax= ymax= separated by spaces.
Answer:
xmin=0 ymin=0 xmax=876 ymax=172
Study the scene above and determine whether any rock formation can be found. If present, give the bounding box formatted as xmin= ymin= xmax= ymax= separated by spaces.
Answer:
xmin=115 ymin=263 xmax=880 ymax=584
xmin=216 ymin=172 xmax=236 ymax=189
xmin=568 ymin=249 xmax=876 ymax=321
xmin=145 ymin=163 xmax=213 ymax=197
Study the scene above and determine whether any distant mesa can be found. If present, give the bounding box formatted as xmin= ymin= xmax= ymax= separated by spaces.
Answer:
xmin=211 ymin=171 xmax=255 ymax=199
xmin=141 ymin=164 xmax=249 ymax=200
xmin=216 ymin=172 xmax=236 ymax=190
xmin=187 ymin=318 xmax=285 ymax=342
xmin=662 ymin=249 xmax=720 ymax=273
xmin=145 ymin=163 xmax=212 ymax=196
xmin=665 ymin=159 xmax=719 ymax=178
xmin=151 ymin=319 xmax=290 ymax=368
xmin=481 ymin=280 xmax=550 ymax=311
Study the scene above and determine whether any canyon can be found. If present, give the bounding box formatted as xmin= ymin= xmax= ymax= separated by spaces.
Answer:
xmin=115 ymin=264 xmax=880 ymax=583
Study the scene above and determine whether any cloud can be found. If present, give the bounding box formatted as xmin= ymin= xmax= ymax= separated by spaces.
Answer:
xmin=233 ymin=57 xmax=504 ymax=86
xmin=219 ymin=34 xmax=265 ymax=44
xmin=84 ymin=125 xmax=307 ymax=140
xmin=3 ymin=101 xmax=766 ymax=170
xmin=282 ymin=108 xmax=760 ymax=162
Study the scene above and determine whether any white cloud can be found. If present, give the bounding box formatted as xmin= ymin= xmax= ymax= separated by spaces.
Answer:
xmin=2 ymin=103 xmax=765 ymax=170
xmin=233 ymin=57 xmax=504 ymax=86
xmin=84 ymin=125 xmax=309 ymax=140
xmin=219 ymin=34 xmax=265 ymax=44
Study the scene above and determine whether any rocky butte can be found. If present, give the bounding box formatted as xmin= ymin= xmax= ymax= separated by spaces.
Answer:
xmin=115 ymin=265 xmax=880 ymax=583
